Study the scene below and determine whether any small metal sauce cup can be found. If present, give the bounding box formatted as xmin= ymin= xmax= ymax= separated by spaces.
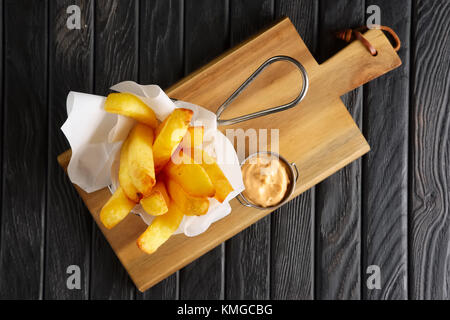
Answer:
xmin=236 ymin=151 xmax=299 ymax=210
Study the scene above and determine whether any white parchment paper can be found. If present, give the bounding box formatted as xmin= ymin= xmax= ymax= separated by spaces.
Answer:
xmin=61 ymin=81 xmax=244 ymax=237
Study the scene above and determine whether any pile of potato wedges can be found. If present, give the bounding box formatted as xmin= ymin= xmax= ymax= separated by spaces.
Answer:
xmin=100 ymin=93 xmax=233 ymax=254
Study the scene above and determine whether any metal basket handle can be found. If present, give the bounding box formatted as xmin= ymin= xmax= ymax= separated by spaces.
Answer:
xmin=215 ymin=55 xmax=309 ymax=126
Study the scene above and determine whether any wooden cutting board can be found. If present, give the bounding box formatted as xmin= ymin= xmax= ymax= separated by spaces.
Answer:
xmin=58 ymin=17 xmax=401 ymax=292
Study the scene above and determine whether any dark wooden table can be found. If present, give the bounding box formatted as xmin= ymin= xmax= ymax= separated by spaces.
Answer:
xmin=0 ymin=0 xmax=448 ymax=300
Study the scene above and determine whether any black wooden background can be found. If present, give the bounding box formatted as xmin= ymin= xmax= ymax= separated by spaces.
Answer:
xmin=0 ymin=0 xmax=448 ymax=300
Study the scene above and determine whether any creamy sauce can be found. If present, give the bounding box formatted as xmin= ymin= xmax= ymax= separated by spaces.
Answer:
xmin=241 ymin=154 xmax=290 ymax=207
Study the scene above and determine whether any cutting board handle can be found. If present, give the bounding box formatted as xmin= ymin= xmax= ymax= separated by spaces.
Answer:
xmin=319 ymin=29 xmax=402 ymax=97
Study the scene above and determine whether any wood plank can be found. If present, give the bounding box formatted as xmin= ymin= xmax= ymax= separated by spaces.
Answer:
xmin=270 ymin=0 xmax=318 ymax=300
xmin=136 ymin=0 xmax=184 ymax=300
xmin=45 ymin=0 xmax=94 ymax=300
xmin=0 ymin=0 xmax=3 ymax=297
xmin=90 ymin=0 xmax=138 ymax=299
xmin=179 ymin=0 xmax=229 ymax=300
xmin=58 ymin=19 xmax=400 ymax=292
xmin=315 ymin=0 xmax=364 ymax=300
xmin=410 ymin=0 xmax=450 ymax=299
xmin=0 ymin=0 xmax=48 ymax=299
xmin=138 ymin=0 xmax=184 ymax=90
xmin=362 ymin=0 xmax=410 ymax=300
xmin=224 ymin=0 xmax=274 ymax=300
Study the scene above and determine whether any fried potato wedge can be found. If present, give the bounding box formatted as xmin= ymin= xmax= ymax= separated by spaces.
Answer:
xmin=100 ymin=186 xmax=136 ymax=229
xmin=166 ymin=179 xmax=209 ymax=216
xmin=140 ymin=181 xmax=169 ymax=216
xmin=140 ymin=191 xmax=167 ymax=216
xmin=180 ymin=126 xmax=204 ymax=150
xmin=164 ymin=151 xmax=215 ymax=197
xmin=199 ymin=150 xmax=234 ymax=203
xmin=119 ymin=139 xmax=141 ymax=202
xmin=137 ymin=201 xmax=184 ymax=254
xmin=104 ymin=93 xmax=158 ymax=128
xmin=127 ymin=123 xmax=156 ymax=197
xmin=153 ymin=179 xmax=170 ymax=203
xmin=152 ymin=108 xmax=193 ymax=171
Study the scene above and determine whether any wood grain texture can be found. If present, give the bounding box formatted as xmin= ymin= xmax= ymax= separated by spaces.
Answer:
xmin=0 ymin=1 xmax=3 ymax=296
xmin=224 ymin=0 xmax=274 ymax=300
xmin=91 ymin=0 xmax=138 ymax=300
xmin=271 ymin=191 xmax=315 ymax=299
xmin=270 ymin=0 xmax=318 ymax=300
xmin=178 ymin=0 xmax=230 ymax=300
xmin=410 ymin=0 xmax=450 ymax=299
xmin=362 ymin=0 xmax=410 ymax=300
xmin=139 ymin=0 xmax=184 ymax=89
xmin=136 ymin=0 xmax=184 ymax=300
xmin=45 ymin=0 xmax=94 ymax=300
xmin=57 ymin=18 xmax=401 ymax=293
xmin=315 ymin=0 xmax=364 ymax=300
xmin=0 ymin=0 xmax=48 ymax=299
